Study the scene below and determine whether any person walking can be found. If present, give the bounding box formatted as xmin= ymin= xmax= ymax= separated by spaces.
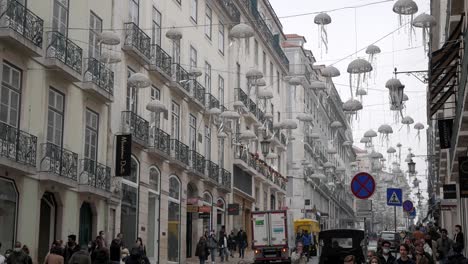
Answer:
xmin=109 ymin=235 xmax=123 ymax=264
xmin=228 ymin=231 xmax=236 ymax=258
xmin=290 ymin=241 xmax=307 ymax=264
xmin=195 ymin=236 xmax=208 ymax=264
xmin=207 ymin=230 xmax=217 ymax=264
xmin=453 ymin=225 xmax=465 ymax=255
xmin=68 ymin=247 xmax=91 ymax=264
xmin=64 ymin=235 xmax=81 ymax=264
xmin=6 ymin=242 xmax=29 ymax=264
xmin=369 ymin=256 xmax=381 ymax=264
xmin=436 ymin=229 xmax=453 ymax=264
xmin=20 ymin=246 xmax=32 ymax=264
xmin=301 ymin=230 xmax=312 ymax=261
xmin=413 ymin=242 xmax=431 ymax=264
xmin=396 ymin=244 xmax=415 ymax=264
xmin=238 ymin=230 xmax=247 ymax=259
xmin=43 ymin=242 xmax=64 ymax=264
xmin=98 ymin=232 xmax=107 ymax=248
xmin=219 ymin=232 xmax=229 ymax=262
xmin=378 ymin=241 xmax=397 ymax=264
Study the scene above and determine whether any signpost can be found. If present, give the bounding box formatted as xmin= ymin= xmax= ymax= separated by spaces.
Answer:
xmin=387 ymin=188 xmax=403 ymax=232
xmin=403 ymin=200 xmax=414 ymax=212
xmin=351 ymin=172 xmax=376 ymax=199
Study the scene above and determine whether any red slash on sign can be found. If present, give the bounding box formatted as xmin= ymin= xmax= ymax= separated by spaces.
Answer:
xmin=351 ymin=172 xmax=376 ymax=199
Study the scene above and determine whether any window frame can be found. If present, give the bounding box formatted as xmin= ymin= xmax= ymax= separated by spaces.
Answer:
xmin=84 ymin=108 xmax=99 ymax=162
xmin=152 ymin=7 xmax=162 ymax=46
xmin=204 ymin=61 xmax=211 ymax=93
xmin=204 ymin=5 xmax=212 ymax=39
xmin=47 ymin=87 xmax=65 ymax=147
xmin=88 ymin=11 xmax=103 ymax=59
xmin=189 ymin=114 xmax=197 ymax=151
xmin=254 ymin=40 xmax=259 ymax=65
xmin=218 ymin=21 xmax=224 ymax=54
xmin=218 ymin=75 xmax=224 ymax=106
xmin=204 ymin=125 xmax=211 ymax=161
xmin=120 ymin=156 xmax=140 ymax=248
xmin=171 ymin=101 xmax=180 ymax=140
xmin=126 ymin=68 xmax=138 ymax=113
xmin=52 ymin=0 xmax=69 ymax=35
xmin=0 ymin=177 xmax=19 ymax=251
xmin=172 ymin=39 xmax=181 ymax=64
xmin=129 ymin=0 xmax=139 ymax=25
xmin=189 ymin=45 xmax=198 ymax=69
xmin=190 ymin=0 xmax=198 ymax=23
xmin=0 ymin=62 xmax=22 ymax=128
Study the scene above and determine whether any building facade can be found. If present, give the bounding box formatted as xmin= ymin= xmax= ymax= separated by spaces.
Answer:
xmin=282 ymin=34 xmax=356 ymax=231
xmin=0 ymin=0 xmax=291 ymax=263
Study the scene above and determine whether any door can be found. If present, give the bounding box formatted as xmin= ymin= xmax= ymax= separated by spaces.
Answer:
xmin=252 ymin=213 xmax=268 ymax=247
xmin=269 ymin=212 xmax=287 ymax=246
xmin=38 ymin=193 xmax=56 ymax=263
xmin=147 ymin=192 xmax=159 ymax=263
xmin=186 ymin=212 xmax=192 ymax=257
xmin=79 ymin=202 xmax=93 ymax=247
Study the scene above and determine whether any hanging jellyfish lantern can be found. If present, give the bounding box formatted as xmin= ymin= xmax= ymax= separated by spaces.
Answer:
xmin=321 ymin=65 xmax=340 ymax=93
xmin=392 ymin=0 xmax=418 ymax=45
xmin=356 ymin=88 xmax=368 ymax=103
xmin=314 ymin=12 xmax=332 ymax=56
xmin=365 ymin=44 xmax=381 ymax=82
xmin=310 ymin=80 xmax=327 ymax=91
xmin=347 ymin=58 xmax=373 ymax=97
xmin=296 ymin=113 xmax=314 ymax=123
xmin=401 ymin=116 xmax=415 ymax=133
xmin=330 ymin=121 xmax=342 ymax=141
xmin=414 ymin=122 xmax=425 ymax=141
xmin=342 ymin=98 xmax=363 ymax=124
xmin=288 ymin=77 xmax=302 ymax=99
xmin=387 ymin=146 xmax=397 ymax=163
xmin=258 ymin=89 xmax=274 ymax=127
xmin=412 ymin=13 xmax=437 ymax=54
xmin=229 ymin=23 xmax=254 ymax=45
xmin=363 ymin=129 xmax=378 ymax=147
xmin=166 ymin=27 xmax=183 ymax=41
xmin=386 ymin=78 xmax=405 ymax=122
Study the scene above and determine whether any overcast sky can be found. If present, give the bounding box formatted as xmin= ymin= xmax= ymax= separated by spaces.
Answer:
xmin=270 ymin=0 xmax=430 ymax=211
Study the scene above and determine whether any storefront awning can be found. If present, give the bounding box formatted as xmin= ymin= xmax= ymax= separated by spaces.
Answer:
xmin=429 ymin=15 xmax=464 ymax=117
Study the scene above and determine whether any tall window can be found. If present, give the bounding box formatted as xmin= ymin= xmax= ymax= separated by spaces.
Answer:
xmin=147 ymin=167 xmax=160 ymax=261
xmin=52 ymin=0 xmax=68 ymax=35
xmin=1 ymin=63 xmax=21 ymax=127
xmin=204 ymin=62 xmax=211 ymax=93
xmin=236 ymin=63 xmax=241 ymax=88
xmin=218 ymin=21 xmax=224 ymax=54
xmin=129 ymin=0 xmax=139 ymax=25
xmin=171 ymin=101 xmax=180 ymax=140
xmin=172 ymin=40 xmax=181 ymax=64
xmin=262 ymin=51 xmax=267 ymax=75
xmin=218 ymin=76 xmax=224 ymax=106
xmin=150 ymin=87 xmax=161 ymax=129
xmin=190 ymin=46 xmax=197 ymax=69
xmin=254 ymin=40 xmax=259 ymax=65
xmin=84 ymin=109 xmax=99 ymax=162
xmin=126 ymin=68 xmax=138 ymax=113
xmin=167 ymin=176 xmax=181 ymax=262
xmin=0 ymin=178 xmax=18 ymax=251
xmin=204 ymin=5 xmax=212 ymax=39
xmin=152 ymin=7 xmax=162 ymax=46
xmin=276 ymin=71 xmax=280 ymax=93
xmin=189 ymin=114 xmax=196 ymax=150
xmin=202 ymin=192 xmax=212 ymax=232
xmin=205 ymin=126 xmax=211 ymax=160
xmin=269 ymin=62 xmax=274 ymax=86
xmin=218 ymin=136 xmax=224 ymax=169
xmin=88 ymin=12 xmax=102 ymax=58
xmin=121 ymin=157 xmax=139 ymax=249
xmin=47 ymin=88 xmax=64 ymax=146
xmin=191 ymin=0 xmax=198 ymax=23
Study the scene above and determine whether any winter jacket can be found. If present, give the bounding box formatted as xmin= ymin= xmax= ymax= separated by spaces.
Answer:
xmin=396 ymin=258 xmax=415 ymax=264
xmin=109 ymin=240 xmax=121 ymax=262
xmin=195 ymin=240 xmax=208 ymax=258
xmin=378 ymin=254 xmax=397 ymax=264
xmin=68 ymin=250 xmax=91 ymax=264
xmin=302 ymin=234 xmax=312 ymax=246
xmin=64 ymin=245 xmax=81 ymax=264
xmin=290 ymin=251 xmax=307 ymax=264
xmin=6 ymin=250 xmax=30 ymax=264
xmin=43 ymin=253 xmax=64 ymax=264
xmin=208 ymin=236 xmax=217 ymax=249
xmin=91 ymin=248 xmax=109 ymax=264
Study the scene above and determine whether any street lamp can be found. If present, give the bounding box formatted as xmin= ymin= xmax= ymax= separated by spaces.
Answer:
xmin=260 ymin=138 xmax=271 ymax=157
xmin=408 ymin=159 xmax=416 ymax=174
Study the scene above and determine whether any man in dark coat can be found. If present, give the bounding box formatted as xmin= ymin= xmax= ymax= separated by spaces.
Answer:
xmin=65 ymin=235 xmax=81 ymax=263
xmin=453 ymin=225 xmax=465 ymax=254
xmin=6 ymin=242 xmax=29 ymax=264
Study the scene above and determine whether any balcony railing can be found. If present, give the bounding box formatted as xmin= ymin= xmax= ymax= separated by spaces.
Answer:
xmin=206 ymin=93 xmax=220 ymax=109
xmin=248 ymin=98 xmax=257 ymax=117
xmin=193 ymin=80 xmax=206 ymax=105
xmin=236 ymin=88 xmax=249 ymax=108
xmin=218 ymin=0 xmax=241 ymax=23
xmin=206 ymin=160 xmax=219 ymax=182
xmin=0 ymin=122 xmax=37 ymax=167
xmin=190 ymin=150 xmax=206 ymax=175
xmin=46 ymin=31 xmax=83 ymax=74
xmin=40 ymin=143 xmax=78 ymax=181
xmin=171 ymin=139 xmax=189 ymax=165
xmin=150 ymin=44 xmax=172 ymax=76
xmin=149 ymin=127 xmax=170 ymax=155
xmin=121 ymin=111 xmax=149 ymax=146
xmin=172 ymin=63 xmax=191 ymax=93
xmin=79 ymin=159 xmax=111 ymax=191
xmin=123 ymin=22 xmax=151 ymax=60
xmin=84 ymin=58 xmax=114 ymax=95
xmin=0 ymin=0 xmax=44 ymax=47
xmin=221 ymin=168 xmax=232 ymax=189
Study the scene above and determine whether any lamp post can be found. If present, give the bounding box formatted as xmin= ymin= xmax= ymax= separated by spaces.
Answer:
xmin=260 ymin=138 xmax=271 ymax=157
xmin=408 ymin=159 xmax=416 ymax=175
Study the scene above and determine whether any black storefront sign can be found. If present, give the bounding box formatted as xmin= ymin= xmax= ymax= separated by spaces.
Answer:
xmin=198 ymin=212 xmax=210 ymax=219
xmin=305 ymin=199 xmax=311 ymax=206
xmin=115 ymin=134 xmax=132 ymax=176
xmin=228 ymin=203 xmax=240 ymax=215
xmin=443 ymin=184 xmax=457 ymax=199
xmin=438 ymin=119 xmax=453 ymax=149
xmin=459 ymin=157 xmax=468 ymax=198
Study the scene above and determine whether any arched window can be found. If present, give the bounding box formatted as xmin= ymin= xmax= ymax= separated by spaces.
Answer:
xmin=149 ymin=166 xmax=160 ymax=193
xmin=202 ymin=192 xmax=213 ymax=232
xmin=147 ymin=166 xmax=161 ymax=261
xmin=216 ymin=198 xmax=225 ymax=232
xmin=167 ymin=175 xmax=181 ymax=262
xmin=0 ymin=178 xmax=18 ymax=251
xmin=121 ymin=156 xmax=139 ymax=248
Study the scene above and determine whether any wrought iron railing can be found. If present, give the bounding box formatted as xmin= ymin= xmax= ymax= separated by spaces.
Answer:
xmin=79 ymin=159 xmax=111 ymax=191
xmin=258 ymin=109 xmax=265 ymax=124
xmin=171 ymin=139 xmax=189 ymax=165
xmin=123 ymin=22 xmax=151 ymax=60
xmin=84 ymin=58 xmax=114 ymax=95
xmin=280 ymin=133 xmax=287 ymax=145
xmin=190 ymin=150 xmax=205 ymax=175
xmin=206 ymin=160 xmax=219 ymax=182
xmin=0 ymin=122 xmax=37 ymax=166
xmin=218 ymin=0 xmax=241 ymax=23
xmin=150 ymin=44 xmax=172 ymax=76
xmin=248 ymin=98 xmax=257 ymax=117
xmin=172 ymin=63 xmax=191 ymax=93
xmin=40 ymin=143 xmax=78 ymax=180
xmin=304 ymin=66 xmax=311 ymax=84
xmin=149 ymin=127 xmax=170 ymax=155
xmin=46 ymin=31 xmax=83 ymax=74
xmin=121 ymin=111 xmax=149 ymax=145
xmin=0 ymin=0 xmax=44 ymax=47
xmin=236 ymin=88 xmax=248 ymax=108
xmin=206 ymin=93 xmax=220 ymax=109
xmin=221 ymin=168 xmax=231 ymax=189
xmin=193 ymin=80 xmax=206 ymax=105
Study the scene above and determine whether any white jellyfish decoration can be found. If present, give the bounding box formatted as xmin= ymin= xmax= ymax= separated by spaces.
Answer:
xmin=356 ymin=88 xmax=368 ymax=103
xmin=387 ymin=146 xmax=397 ymax=163
xmin=330 ymin=121 xmax=342 ymax=140
xmin=296 ymin=113 xmax=314 ymax=123
xmin=392 ymin=0 xmax=418 ymax=44
xmin=401 ymin=116 xmax=415 ymax=134
xmin=386 ymin=78 xmax=405 ymax=122
xmin=279 ymin=119 xmax=298 ymax=130
xmin=288 ymin=76 xmax=302 ymax=98
xmin=128 ymin=73 xmax=151 ymax=89
xmin=378 ymin=124 xmax=393 ymax=145
xmin=364 ymin=129 xmax=378 ymax=147
xmin=165 ymin=27 xmax=183 ymax=41
xmin=321 ymin=66 xmax=340 ymax=93
xmin=314 ymin=12 xmax=332 ymax=56
xmin=412 ymin=13 xmax=437 ymax=53
xmin=342 ymin=98 xmax=363 ymax=124
xmin=310 ymin=80 xmax=327 ymax=91
xmin=347 ymin=58 xmax=373 ymax=97
xmin=365 ymin=44 xmax=381 ymax=82
xmin=229 ymin=23 xmax=255 ymax=56
xmin=414 ymin=122 xmax=425 ymax=141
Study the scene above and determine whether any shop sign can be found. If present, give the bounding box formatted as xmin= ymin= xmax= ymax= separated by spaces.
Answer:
xmin=438 ymin=119 xmax=453 ymax=149
xmin=440 ymin=200 xmax=457 ymax=211
xmin=199 ymin=212 xmax=210 ymax=219
xmin=443 ymin=184 xmax=457 ymax=199
xmin=228 ymin=203 xmax=240 ymax=215
xmin=115 ymin=134 xmax=132 ymax=176
xmin=198 ymin=206 xmax=212 ymax=213
xmin=187 ymin=205 xmax=198 ymax=213
xmin=321 ymin=213 xmax=329 ymax=219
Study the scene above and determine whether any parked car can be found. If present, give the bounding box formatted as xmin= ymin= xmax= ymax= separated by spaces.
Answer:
xmin=378 ymin=231 xmax=400 ymax=252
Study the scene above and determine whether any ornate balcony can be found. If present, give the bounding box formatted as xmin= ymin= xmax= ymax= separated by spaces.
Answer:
xmin=190 ymin=150 xmax=206 ymax=176
xmin=217 ymin=0 xmax=241 ymax=23
xmin=220 ymin=168 xmax=232 ymax=191
xmin=193 ymin=80 xmax=206 ymax=107
xmin=206 ymin=93 xmax=220 ymax=109
xmin=78 ymin=159 xmax=111 ymax=197
xmin=148 ymin=127 xmax=170 ymax=157
xmin=0 ymin=122 xmax=37 ymax=173
xmin=170 ymin=139 xmax=189 ymax=166
xmin=206 ymin=160 xmax=219 ymax=183
xmin=121 ymin=111 xmax=149 ymax=147
xmin=82 ymin=58 xmax=114 ymax=102
xmin=122 ymin=22 xmax=151 ymax=64
xmin=39 ymin=143 xmax=78 ymax=187
xmin=236 ymin=88 xmax=249 ymax=110
xmin=0 ymin=0 xmax=43 ymax=56
xmin=45 ymin=31 xmax=83 ymax=82
xmin=170 ymin=63 xmax=191 ymax=96
xmin=149 ymin=44 xmax=172 ymax=80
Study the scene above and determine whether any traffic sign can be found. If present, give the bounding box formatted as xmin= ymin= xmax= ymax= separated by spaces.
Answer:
xmin=403 ymin=200 xmax=414 ymax=212
xmin=387 ymin=188 xmax=403 ymax=206
xmin=409 ymin=209 xmax=417 ymax=219
xmin=351 ymin=172 xmax=376 ymax=199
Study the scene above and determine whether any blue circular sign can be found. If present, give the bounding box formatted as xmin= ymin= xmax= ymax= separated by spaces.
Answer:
xmin=351 ymin=172 xmax=376 ymax=199
xmin=403 ymin=200 xmax=414 ymax=212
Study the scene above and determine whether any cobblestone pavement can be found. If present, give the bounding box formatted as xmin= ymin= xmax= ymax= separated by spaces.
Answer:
xmin=186 ymin=250 xmax=319 ymax=264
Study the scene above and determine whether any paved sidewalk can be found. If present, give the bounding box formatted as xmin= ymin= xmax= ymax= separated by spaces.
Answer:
xmin=186 ymin=250 xmax=254 ymax=264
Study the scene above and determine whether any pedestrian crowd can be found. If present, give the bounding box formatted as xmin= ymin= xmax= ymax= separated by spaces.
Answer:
xmin=195 ymin=226 xmax=248 ymax=264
